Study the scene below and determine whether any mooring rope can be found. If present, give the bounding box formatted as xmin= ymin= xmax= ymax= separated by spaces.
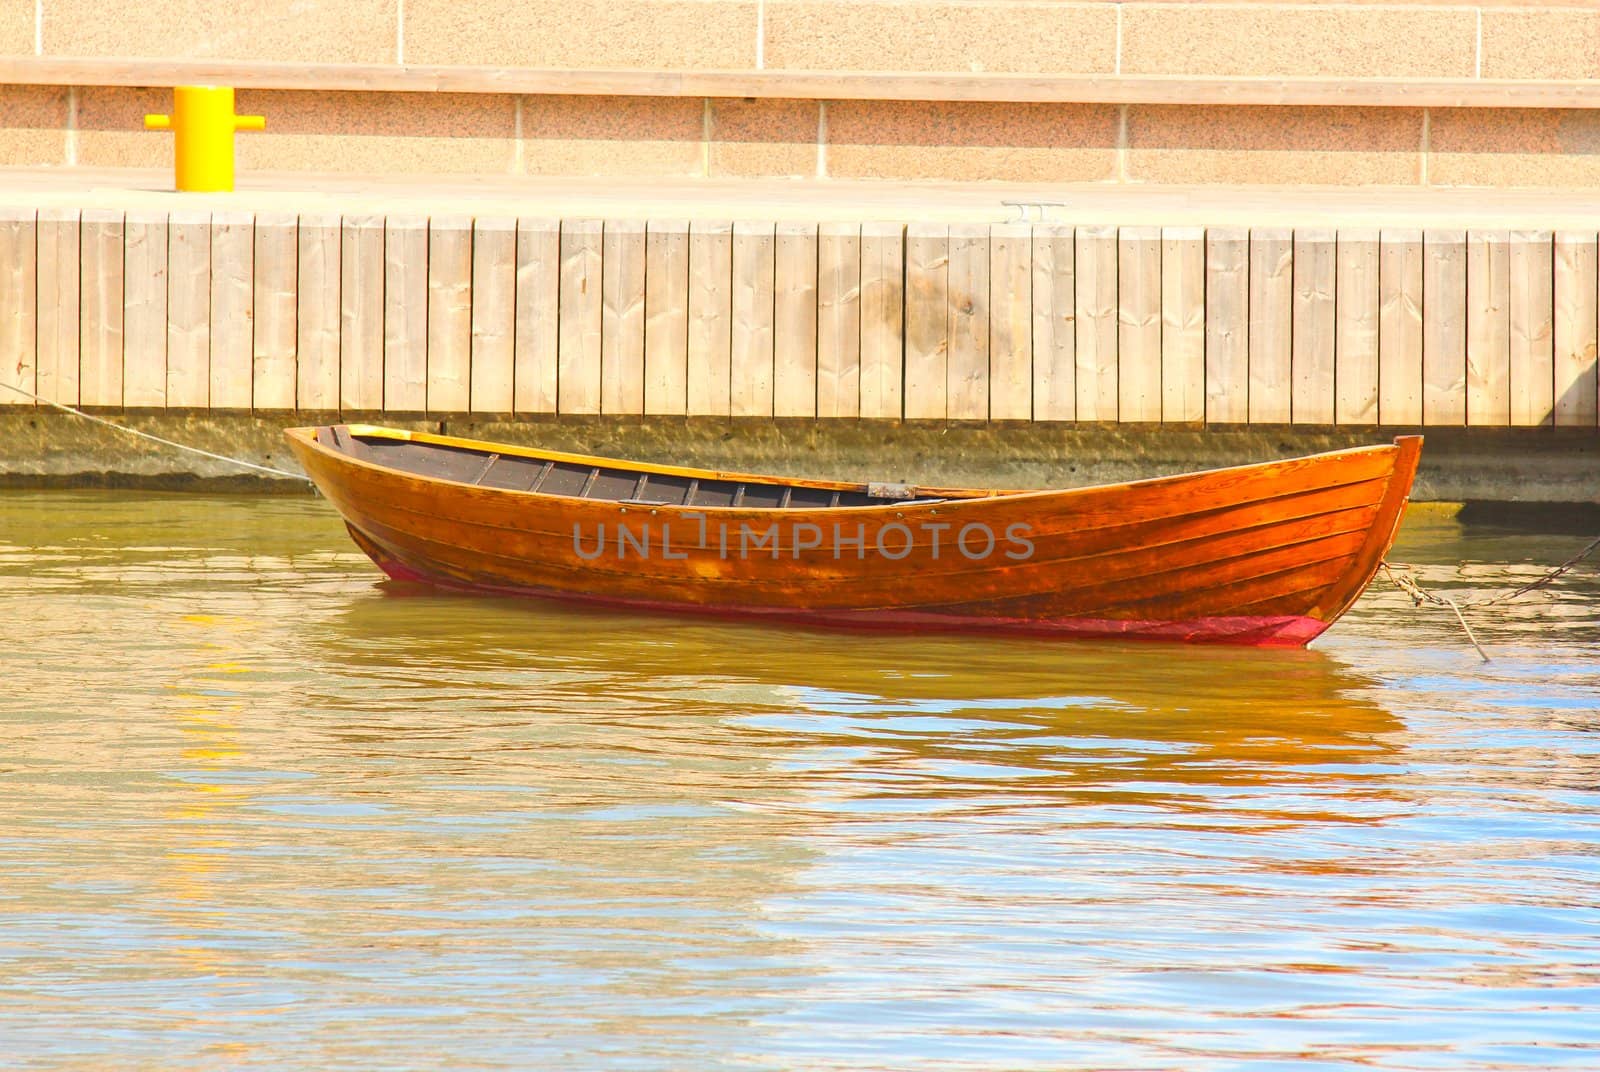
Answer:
xmin=0 ymin=381 xmax=309 ymax=482
xmin=1379 ymin=562 xmax=1492 ymax=662
xmin=1380 ymin=534 xmax=1600 ymax=662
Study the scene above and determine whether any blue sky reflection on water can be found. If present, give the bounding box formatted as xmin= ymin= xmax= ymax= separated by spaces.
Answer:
xmin=0 ymin=491 xmax=1597 ymax=1070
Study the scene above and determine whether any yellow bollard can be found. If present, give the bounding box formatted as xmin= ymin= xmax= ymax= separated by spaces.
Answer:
xmin=144 ymin=86 xmax=265 ymax=193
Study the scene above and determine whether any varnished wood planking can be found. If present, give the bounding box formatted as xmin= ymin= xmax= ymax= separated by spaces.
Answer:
xmin=1160 ymin=227 xmax=1203 ymax=423
xmin=602 ymin=219 xmax=648 ymax=415
xmin=1248 ymin=228 xmax=1292 ymax=424
xmin=1075 ymin=225 xmax=1118 ymax=421
xmin=1031 ymin=224 xmax=1074 ymax=422
xmin=287 ymin=422 xmax=1419 ymax=648
xmin=209 ymin=211 xmax=254 ymax=409
xmin=1117 ymin=226 xmax=1161 ymax=423
xmin=817 ymin=223 xmax=861 ymax=419
xmin=253 ymin=213 xmax=298 ymax=411
xmin=946 ymin=224 xmax=989 ymax=421
xmin=1422 ymin=230 xmax=1468 ymax=425
xmin=643 ymin=219 xmax=689 ymax=416
xmin=730 ymin=220 xmax=776 ymax=418
xmin=1466 ymin=230 xmax=1510 ymax=427
xmin=859 ymin=222 xmax=904 ymax=420
xmin=558 ymin=218 xmax=604 ymax=415
xmin=427 ymin=217 xmax=473 ymax=413
xmin=166 ymin=212 xmax=211 ymax=408
xmin=774 ymin=222 xmax=819 ymax=418
xmin=469 ymin=217 xmax=516 ymax=413
xmin=122 ymin=211 xmax=167 ymax=408
xmin=0 ymin=209 xmax=36 ymax=407
xmin=687 ymin=220 xmax=733 ymax=417
xmin=989 ymin=223 xmax=1032 ymax=421
xmin=1553 ymin=232 xmax=1599 ymax=427
xmin=383 ymin=216 xmax=429 ymax=412
xmin=79 ymin=210 xmax=125 ymax=408
xmin=1205 ymin=228 xmax=1249 ymax=425
xmin=1291 ymin=229 xmax=1336 ymax=425
xmin=34 ymin=208 xmax=80 ymax=406
xmin=904 ymin=225 xmax=948 ymax=420
xmin=1508 ymin=230 xmax=1554 ymax=428
xmin=1378 ymin=230 xmax=1423 ymax=425
xmin=514 ymin=218 xmax=560 ymax=415
xmin=1335 ymin=230 xmax=1379 ymax=425
xmin=340 ymin=216 xmax=384 ymax=411
xmin=297 ymin=215 xmax=341 ymax=411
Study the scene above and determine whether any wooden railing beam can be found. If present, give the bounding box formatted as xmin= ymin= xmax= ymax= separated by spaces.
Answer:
xmin=3 ymin=58 xmax=1600 ymax=109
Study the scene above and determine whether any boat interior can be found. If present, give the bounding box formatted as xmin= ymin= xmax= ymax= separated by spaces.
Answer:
xmin=318 ymin=425 xmax=960 ymax=509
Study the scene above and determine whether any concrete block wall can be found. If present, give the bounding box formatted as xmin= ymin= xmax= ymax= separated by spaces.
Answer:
xmin=2 ymin=2 xmax=1600 ymax=186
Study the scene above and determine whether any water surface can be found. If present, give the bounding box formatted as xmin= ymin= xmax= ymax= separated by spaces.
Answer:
xmin=1 ymin=492 xmax=1597 ymax=1070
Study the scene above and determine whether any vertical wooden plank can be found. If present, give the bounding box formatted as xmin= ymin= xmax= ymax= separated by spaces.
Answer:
xmin=252 ymin=213 xmax=297 ymax=411
xmin=79 ymin=210 xmax=124 ymax=409
xmin=1335 ymin=229 xmax=1380 ymax=425
xmin=817 ymin=222 xmax=861 ymax=419
xmin=558 ymin=219 xmax=604 ymax=415
xmin=730 ymin=220 xmax=775 ymax=418
xmin=643 ymin=219 xmax=689 ymax=416
xmin=774 ymin=221 xmax=819 ymax=418
xmin=1160 ymin=226 xmax=1204 ymax=423
xmin=1423 ymin=229 xmax=1468 ymax=426
xmin=35 ymin=208 xmax=81 ymax=406
xmin=988 ymin=223 xmax=1031 ymax=421
xmin=1291 ymin=228 xmax=1336 ymax=424
xmin=427 ymin=217 xmax=472 ymax=413
xmin=209 ymin=211 xmax=253 ymax=409
xmin=904 ymin=224 xmax=948 ymax=420
xmin=1248 ymin=227 xmax=1292 ymax=424
xmin=1117 ymin=225 xmax=1161 ymax=423
xmin=1379 ymin=229 xmax=1423 ymax=425
xmin=515 ymin=218 xmax=560 ymax=415
xmin=1205 ymin=227 xmax=1249 ymax=424
xmin=470 ymin=217 xmax=516 ymax=413
xmin=1075 ymin=224 xmax=1118 ymax=421
xmin=1031 ymin=224 xmax=1074 ymax=422
xmin=1554 ymin=231 xmax=1598 ymax=427
xmin=946 ymin=224 xmax=989 ymax=421
xmin=0 ymin=209 xmax=36 ymax=407
xmin=859 ymin=222 xmax=904 ymax=420
xmin=340 ymin=216 xmax=384 ymax=411
xmin=1466 ymin=229 xmax=1510 ymax=427
xmin=1509 ymin=230 xmax=1554 ymax=428
xmin=603 ymin=219 xmax=648 ymax=415
xmin=122 ymin=211 xmax=167 ymax=408
xmin=687 ymin=220 xmax=733 ymax=417
xmin=383 ymin=215 xmax=429 ymax=412
xmin=297 ymin=215 xmax=341 ymax=411
xmin=165 ymin=211 xmax=210 ymax=408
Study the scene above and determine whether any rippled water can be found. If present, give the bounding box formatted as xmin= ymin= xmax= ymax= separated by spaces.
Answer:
xmin=1 ymin=490 xmax=1597 ymax=1070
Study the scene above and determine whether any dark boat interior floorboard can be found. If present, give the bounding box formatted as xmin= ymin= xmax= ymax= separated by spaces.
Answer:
xmin=327 ymin=428 xmax=934 ymax=509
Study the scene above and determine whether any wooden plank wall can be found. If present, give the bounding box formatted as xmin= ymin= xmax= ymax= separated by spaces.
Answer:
xmin=1 ymin=209 xmax=1597 ymax=428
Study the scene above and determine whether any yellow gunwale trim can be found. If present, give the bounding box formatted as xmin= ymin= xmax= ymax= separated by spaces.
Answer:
xmin=286 ymin=425 xmax=1406 ymax=517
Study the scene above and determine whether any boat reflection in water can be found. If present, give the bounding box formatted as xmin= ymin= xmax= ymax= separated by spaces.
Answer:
xmin=321 ymin=583 xmax=1403 ymax=822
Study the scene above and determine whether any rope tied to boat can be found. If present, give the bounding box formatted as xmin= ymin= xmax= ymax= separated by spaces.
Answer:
xmin=0 ymin=381 xmax=310 ymax=482
xmin=1380 ymin=533 xmax=1600 ymax=662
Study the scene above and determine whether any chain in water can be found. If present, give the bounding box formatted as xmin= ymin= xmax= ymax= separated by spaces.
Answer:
xmin=0 ymin=382 xmax=309 ymax=482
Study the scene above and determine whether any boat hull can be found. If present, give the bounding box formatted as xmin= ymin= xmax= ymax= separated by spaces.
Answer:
xmin=286 ymin=426 xmax=1422 ymax=647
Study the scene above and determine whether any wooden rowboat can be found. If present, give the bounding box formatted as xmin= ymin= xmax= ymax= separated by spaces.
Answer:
xmin=285 ymin=425 xmax=1421 ymax=647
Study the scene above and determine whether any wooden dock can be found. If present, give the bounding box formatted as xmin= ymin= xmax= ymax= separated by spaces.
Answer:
xmin=3 ymin=205 xmax=1597 ymax=427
